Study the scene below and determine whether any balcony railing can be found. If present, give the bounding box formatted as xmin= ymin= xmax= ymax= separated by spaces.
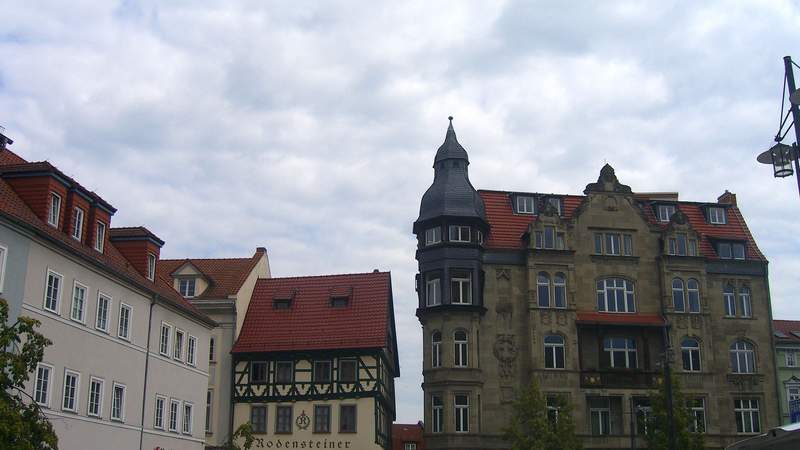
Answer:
xmin=580 ymin=370 xmax=662 ymax=389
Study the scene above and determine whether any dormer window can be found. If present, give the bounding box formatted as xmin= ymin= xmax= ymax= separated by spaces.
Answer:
xmin=449 ymin=225 xmax=471 ymax=242
xmin=667 ymin=233 xmax=697 ymax=257
xmin=656 ymin=204 xmax=676 ymax=222
xmin=95 ymin=221 xmax=106 ymax=252
xmin=535 ymin=226 xmax=565 ymax=250
xmin=273 ymin=298 xmax=292 ymax=309
xmin=48 ymin=192 xmax=61 ymax=227
xmin=516 ymin=196 xmax=536 ymax=214
xmin=708 ymin=207 xmax=727 ymax=224
xmin=331 ymin=296 xmax=349 ymax=308
xmin=425 ymin=227 xmax=441 ymax=245
xmin=179 ymin=278 xmax=196 ymax=297
xmin=146 ymin=253 xmax=156 ymax=281
xmin=546 ymin=197 xmax=562 ymax=216
xmin=71 ymin=207 xmax=84 ymax=240
xmin=717 ymin=241 xmax=745 ymax=260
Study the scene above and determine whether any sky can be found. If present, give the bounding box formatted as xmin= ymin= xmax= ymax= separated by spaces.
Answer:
xmin=2 ymin=0 xmax=800 ymax=423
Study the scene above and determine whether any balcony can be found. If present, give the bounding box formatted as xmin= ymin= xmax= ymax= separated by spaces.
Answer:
xmin=580 ymin=370 xmax=662 ymax=389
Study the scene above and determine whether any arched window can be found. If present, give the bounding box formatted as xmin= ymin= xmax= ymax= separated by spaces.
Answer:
xmin=554 ymin=273 xmax=567 ymax=308
xmin=596 ymin=278 xmax=635 ymax=313
xmin=672 ymin=278 xmax=685 ymax=312
xmin=681 ymin=338 xmax=701 ymax=372
xmin=724 ymin=285 xmax=736 ymax=317
xmin=431 ymin=331 xmax=442 ymax=368
xmin=538 ymin=272 xmax=550 ymax=307
xmin=730 ymin=341 xmax=755 ymax=373
xmin=740 ymin=287 xmax=752 ymax=318
xmin=544 ymin=335 xmax=565 ymax=369
xmin=687 ymin=279 xmax=700 ymax=313
xmin=603 ymin=338 xmax=637 ymax=368
xmin=454 ymin=331 xmax=468 ymax=368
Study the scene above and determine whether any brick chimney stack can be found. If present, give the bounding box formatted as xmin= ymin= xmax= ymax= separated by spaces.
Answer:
xmin=718 ymin=190 xmax=737 ymax=206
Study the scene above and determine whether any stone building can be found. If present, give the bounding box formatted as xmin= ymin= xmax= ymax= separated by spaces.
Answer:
xmin=773 ymin=320 xmax=800 ymax=424
xmin=230 ymin=271 xmax=399 ymax=450
xmin=413 ymin=119 xmax=779 ymax=449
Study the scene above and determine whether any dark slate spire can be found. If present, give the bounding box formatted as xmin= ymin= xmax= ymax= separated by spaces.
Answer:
xmin=415 ymin=117 xmax=486 ymax=226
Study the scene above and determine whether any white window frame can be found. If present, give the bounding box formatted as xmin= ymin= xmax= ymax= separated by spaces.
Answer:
xmin=159 ymin=322 xmax=172 ymax=357
xmin=454 ymin=330 xmax=469 ymax=368
xmin=708 ymin=207 xmax=727 ymax=224
xmin=174 ymin=329 xmax=185 ymax=361
xmin=681 ymin=338 xmax=702 ymax=372
xmin=432 ymin=394 xmax=444 ymax=433
xmin=146 ymin=253 xmax=156 ymax=281
xmin=61 ymin=369 xmax=80 ymax=412
xmin=734 ymin=399 xmax=760 ymax=434
xmin=724 ymin=285 xmax=737 ymax=317
xmin=95 ymin=292 xmax=111 ymax=332
xmin=425 ymin=275 xmax=441 ymax=306
xmin=544 ymin=335 xmax=566 ymax=370
xmin=71 ymin=207 xmax=84 ymax=240
xmin=169 ymin=398 xmax=181 ymax=432
xmin=43 ymin=269 xmax=63 ymax=314
xmin=604 ymin=338 xmax=638 ymax=369
xmin=787 ymin=351 xmax=797 ymax=367
xmin=547 ymin=197 xmax=562 ymax=216
xmin=454 ymin=393 xmax=470 ymax=433
xmin=111 ymin=382 xmax=126 ymax=422
xmin=517 ymin=196 xmax=535 ymax=214
xmin=589 ymin=398 xmax=611 ymax=436
xmin=118 ymin=303 xmax=132 ymax=341
xmin=187 ymin=335 xmax=197 ymax=366
xmin=179 ymin=278 xmax=196 ymax=298
xmin=740 ymin=287 xmax=752 ymax=318
xmin=0 ymin=243 xmax=8 ymax=294
xmin=183 ymin=401 xmax=194 ymax=434
xmin=425 ymin=227 xmax=442 ymax=245
xmin=730 ymin=341 xmax=756 ymax=374
xmin=431 ymin=331 xmax=442 ymax=368
xmin=657 ymin=204 xmax=676 ymax=222
xmin=33 ymin=363 xmax=53 ymax=407
xmin=205 ymin=390 xmax=213 ymax=433
xmin=596 ymin=278 xmax=636 ymax=313
xmin=95 ymin=221 xmax=106 ymax=252
xmin=404 ymin=443 xmax=417 ymax=450
xmin=688 ymin=398 xmax=706 ymax=433
xmin=70 ymin=281 xmax=88 ymax=324
xmin=87 ymin=377 xmax=104 ymax=417
xmin=48 ymin=192 xmax=61 ymax=227
xmin=787 ymin=385 xmax=800 ymax=408
xmin=450 ymin=270 xmax=472 ymax=305
xmin=449 ymin=225 xmax=471 ymax=243
xmin=155 ymin=395 xmax=167 ymax=430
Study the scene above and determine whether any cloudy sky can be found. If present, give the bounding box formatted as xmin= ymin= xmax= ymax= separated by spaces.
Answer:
xmin=2 ymin=0 xmax=800 ymax=422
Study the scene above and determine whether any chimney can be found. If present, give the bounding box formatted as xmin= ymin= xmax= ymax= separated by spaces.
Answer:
xmin=0 ymin=126 xmax=13 ymax=149
xmin=109 ymin=227 xmax=165 ymax=281
xmin=718 ymin=190 xmax=737 ymax=206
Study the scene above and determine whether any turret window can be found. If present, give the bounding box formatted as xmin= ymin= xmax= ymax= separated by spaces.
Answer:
xmin=517 ymin=196 xmax=535 ymax=214
xmin=449 ymin=225 xmax=471 ymax=242
xmin=431 ymin=331 xmax=442 ymax=368
xmin=431 ymin=395 xmax=444 ymax=433
xmin=450 ymin=270 xmax=472 ymax=304
xmin=425 ymin=227 xmax=441 ymax=245
xmin=454 ymin=331 xmax=468 ymax=367
xmin=425 ymin=275 xmax=441 ymax=306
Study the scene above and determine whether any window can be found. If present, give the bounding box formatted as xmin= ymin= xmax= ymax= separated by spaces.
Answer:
xmin=432 ymin=395 xmax=444 ymax=433
xmin=688 ymin=398 xmax=706 ymax=433
xmin=740 ymin=287 xmax=752 ymax=318
xmin=594 ymin=232 xmax=633 ymax=256
xmin=787 ymin=351 xmax=797 ymax=367
xmin=169 ymin=399 xmax=180 ymax=431
xmin=668 ymin=234 xmax=698 ymax=257
xmin=546 ymin=395 xmax=561 ymax=424
xmin=70 ymin=282 xmax=87 ymax=323
xmin=118 ymin=303 xmax=131 ymax=340
xmin=449 ymin=225 xmax=471 ymax=242
xmin=205 ymin=390 xmax=213 ymax=433
xmin=672 ymin=278 xmax=685 ymax=312
xmin=95 ymin=221 xmax=106 ymax=252
xmin=251 ymin=406 xmax=267 ymax=434
xmin=44 ymin=270 xmax=62 ymax=313
xmin=657 ymin=204 xmax=676 ymax=222
xmin=174 ymin=329 xmax=185 ymax=360
xmin=159 ymin=323 xmax=172 ymax=356
xmin=88 ymin=377 xmax=103 ymax=417
xmin=450 ymin=270 xmax=472 ymax=304
xmin=48 ymin=192 xmax=61 ymax=226
xmin=552 ymin=273 xmax=566 ymax=308
xmin=733 ymin=243 xmax=745 ymax=260
xmin=454 ymin=394 xmax=469 ymax=432
xmin=250 ymin=362 xmax=267 ymax=383
xmin=687 ymin=279 xmax=700 ymax=313
xmin=534 ymin=226 xmax=566 ymax=250
xmin=634 ymin=398 xmax=652 ymax=435
xmin=404 ymin=443 xmax=417 ymax=450
xmin=338 ymin=359 xmax=357 ymax=382
xmin=187 ymin=335 xmax=197 ymax=366
xmin=339 ymin=405 xmax=356 ymax=433
xmin=112 ymin=383 xmax=126 ymax=422
xmin=596 ymin=278 xmax=635 ymax=313
xmin=0 ymin=244 xmax=6 ymax=293
xmin=546 ymin=197 xmax=562 ymax=215
xmin=314 ymin=405 xmax=331 ymax=433
xmin=604 ymin=338 xmax=637 ymax=369
xmin=61 ymin=370 xmax=79 ymax=412
xmin=183 ymin=402 xmax=193 ymax=434
xmin=426 ymin=274 xmax=441 ymax=306
xmin=209 ymin=337 xmax=216 ymax=362
xmin=155 ymin=396 xmax=166 ymax=429
xmin=708 ymin=207 xmax=727 ymax=224
xmin=34 ymin=364 xmax=52 ymax=406
xmin=730 ymin=341 xmax=755 ymax=373
xmin=276 ymin=361 xmax=293 ymax=383
xmin=72 ymin=207 xmax=84 ymax=240
xmin=147 ymin=253 xmax=156 ymax=281
xmin=330 ymin=296 xmax=349 ymax=308
xmin=724 ymin=285 xmax=736 ymax=316
xmin=544 ymin=335 xmax=565 ymax=369
xmin=718 ymin=242 xmax=745 ymax=260
xmin=681 ymin=338 xmax=701 ymax=372
xmin=432 ymin=331 xmax=442 ymax=368
xmin=275 ymin=405 xmax=293 ymax=433
xmin=179 ymin=278 xmax=196 ymax=297
xmin=454 ymin=330 xmax=468 ymax=367
xmin=95 ymin=293 xmax=111 ymax=332
xmin=517 ymin=196 xmax=535 ymax=214
xmin=425 ymin=227 xmax=441 ymax=245
xmin=734 ymin=399 xmax=760 ymax=434
xmin=537 ymin=272 xmax=550 ymax=307
xmin=313 ymin=360 xmax=332 ymax=383
xmin=273 ymin=298 xmax=291 ymax=309
xmin=589 ymin=398 xmax=611 ymax=435
xmin=788 ymin=386 xmax=800 ymax=406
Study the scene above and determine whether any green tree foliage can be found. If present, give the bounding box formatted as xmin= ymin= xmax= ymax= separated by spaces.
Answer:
xmin=0 ymin=298 xmax=58 ymax=449
xmin=222 ymin=422 xmax=254 ymax=450
xmin=503 ymin=378 xmax=582 ymax=450
xmin=644 ymin=370 xmax=704 ymax=450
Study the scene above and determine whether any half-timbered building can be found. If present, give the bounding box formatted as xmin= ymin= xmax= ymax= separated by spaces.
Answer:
xmin=231 ymin=271 xmax=399 ymax=450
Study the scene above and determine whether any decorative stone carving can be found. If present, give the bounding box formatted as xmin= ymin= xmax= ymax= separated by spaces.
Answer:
xmin=605 ymin=195 xmax=618 ymax=211
xmin=556 ymin=311 xmax=567 ymax=325
xmin=676 ymin=315 xmax=688 ymax=329
xmin=727 ymin=374 xmax=765 ymax=391
xmin=541 ymin=310 xmax=552 ymax=325
xmin=690 ymin=315 xmax=701 ymax=329
xmin=583 ymin=163 xmax=633 ymax=194
xmin=496 ymin=268 xmax=511 ymax=280
xmin=493 ymin=334 xmax=518 ymax=381
xmin=496 ymin=303 xmax=513 ymax=332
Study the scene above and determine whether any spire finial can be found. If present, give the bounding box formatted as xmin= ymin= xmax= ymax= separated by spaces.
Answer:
xmin=448 ymin=115 xmax=453 ymax=122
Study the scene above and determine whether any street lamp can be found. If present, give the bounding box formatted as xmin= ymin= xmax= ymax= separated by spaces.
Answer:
xmin=757 ymin=56 xmax=800 ymax=196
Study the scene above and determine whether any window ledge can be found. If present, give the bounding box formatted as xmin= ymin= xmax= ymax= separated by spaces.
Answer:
xmin=590 ymin=255 xmax=639 ymax=263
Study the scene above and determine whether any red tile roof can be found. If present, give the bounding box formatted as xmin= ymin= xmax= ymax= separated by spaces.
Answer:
xmin=774 ymin=320 xmax=800 ymax=342
xmin=232 ymin=272 xmax=393 ymax=354
xmin=392 ymin=423 xmax=424 ymax=450
xmin=575 ymin=311 xmax=666 ymax=327
xmin=0 ymin=148 xmax=27 ymax=166
xmin=478 ymin=190 xmax=765 ymax=261
xmin=157 ymin=249 xmax=266 ymax=299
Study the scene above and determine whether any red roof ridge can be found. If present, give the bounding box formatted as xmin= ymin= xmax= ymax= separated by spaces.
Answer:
xmin=160 ymin=256 xmax=255 ymax=263
xmin=260 ymin=271 xmax=390 ymax=281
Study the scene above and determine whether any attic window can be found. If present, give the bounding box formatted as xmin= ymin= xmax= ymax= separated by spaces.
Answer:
xmin=716 ymin=241 xmax=745 ymax=260
xmin=516 ymin=196 xmax=535 ymax=214
xmin=546 ymin=197 xmax=562 ymax=216
xmin=146 ymin=253 xmax=156 ymax=281
xmin=656 ymin=204 xmax=676 ymax=222
xmin=179 ymin=278 xmax=196 ymax=297
xmin=331 ymin=296 xmax=349 ymax=308
xmin=708 ymin=206 xmax=727 ymax=224
xmin=48 ymin=192 xmax=61 ymax=227
xmin=273 ymin=298 xmax=292 ymax=309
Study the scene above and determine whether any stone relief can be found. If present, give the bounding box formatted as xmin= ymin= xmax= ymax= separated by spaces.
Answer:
xmin=496 ymin=268 xmax=511 ymax=280
xmin=496 ymin=302 xmax=513 ymax=332
xmin=493 ymin=334 xmax=518 ymax=381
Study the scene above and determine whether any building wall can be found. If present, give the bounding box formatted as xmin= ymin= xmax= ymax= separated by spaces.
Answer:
xmin=0 ymin=222 xmax=31 ymax=324
xmin=776 ymin=343 xmax=800 ymax=424
xmin=204 ymin=309 xmax=236 ymax=448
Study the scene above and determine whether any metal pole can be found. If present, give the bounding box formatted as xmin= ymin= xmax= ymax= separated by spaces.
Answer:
xmin=662 ymin=326 xmax=676 ymax=450
xmin=783 ymin=56 xmax=800 ymax=196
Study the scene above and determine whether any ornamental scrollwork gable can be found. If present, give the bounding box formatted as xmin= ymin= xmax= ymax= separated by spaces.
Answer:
xmin=526 ymin=205 xmax=569 ymax=251
xmin=662 ymin=210 xmax=701 ymax=257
